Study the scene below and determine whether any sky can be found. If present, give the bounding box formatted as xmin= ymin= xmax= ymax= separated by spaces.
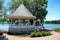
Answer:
xmin=46 ymin=0 xmax=60 ymax=21
xmin=4 ymin=0 xmax=11 ymax=6
xmin=4 ymin=0 xmax=60 ymax=21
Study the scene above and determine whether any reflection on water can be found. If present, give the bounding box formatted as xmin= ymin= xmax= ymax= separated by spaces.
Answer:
xmin=0 ymin=23 xmax=60 ymax=31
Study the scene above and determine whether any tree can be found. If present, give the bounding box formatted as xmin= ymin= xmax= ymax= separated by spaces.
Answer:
xmin=0 ymin=0 xmax=8 ymax=23
xmin=2 ymin=7 xmax=8 ymax=22
xmin=0 ymin=0 xmax=4 ymax=10
xmin=0 ymin=0 xmax=4 ymax=22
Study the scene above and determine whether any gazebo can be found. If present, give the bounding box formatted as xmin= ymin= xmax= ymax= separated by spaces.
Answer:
xmin=8 ymin=4 xmax=41 ymax=34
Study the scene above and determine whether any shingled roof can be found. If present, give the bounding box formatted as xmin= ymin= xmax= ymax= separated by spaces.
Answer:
xmin=9 ymin=4 xmax=36 ymax=20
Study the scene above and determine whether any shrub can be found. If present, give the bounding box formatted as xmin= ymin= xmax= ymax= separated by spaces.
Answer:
xmin=46 ymin=32 xmax=51 ymax=36
xmin=41 ymin=31 xmax=47 ymax=36
xmin=7 ymin=32 xmax=14 ymax=35
xmin=41 ymin=31 xmax=51 ymax=36
xmin=36 ymin=32 xmax=42 ymax=37
xmin=30 ymin=32 xmax=37 ymax=37
xmin=30 ymin=31 xmax=51 ymax=37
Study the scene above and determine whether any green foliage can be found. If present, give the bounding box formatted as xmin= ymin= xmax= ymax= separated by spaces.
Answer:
xmin=0 ymin=0 xmax=4 ymax=10
xmin=30 ymin=31 xmax=51 ymax=37
xmin=0 ymin=0 xmax=8 ymax=23
xmin=41 ymin=31 xmax=51 ymax=36
xmin=36 ymin=32 xmax=42 ymax=37
xmin=7 ymin=31 xmax=51 ymax=37
xmin=30 ymin=32 xmax=37 ymax=37
xmin=45 ymin=20 xmax=60 ymax=24
xmin=54 ymin=28 xmax=60 ymax=33
xmin=47 ymin=32 xmax=51 ymax=35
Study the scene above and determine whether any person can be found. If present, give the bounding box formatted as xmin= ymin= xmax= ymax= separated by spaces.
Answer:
xmin=35 ymin=21 xmax=40 ymax=26
xmin=29 ymin=20 xmax=33 ymax=25
xmin=35 ymin=21 xmax=40 ymax=31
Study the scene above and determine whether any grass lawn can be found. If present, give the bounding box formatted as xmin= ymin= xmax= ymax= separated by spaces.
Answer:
xmin=54 ymin=28 xmax=60 ymax=33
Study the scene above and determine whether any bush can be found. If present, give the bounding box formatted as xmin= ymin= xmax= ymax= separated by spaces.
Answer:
xmin=41 ymin=31 xmax=47 ymax=36
xmin=42 ymin=31 xmax=51 ymax=36
xmin=7 ymin=32 xmax=14 ymax=35
xmin=30 ymin=31 xmax=51 ymax=37
xmin=30 ymin=32 xmax=37 ymax=37
xmin=36 ymin=32 xmax=42 ymax=37
xmin=46 ymin=32 xmax=51 ymax=36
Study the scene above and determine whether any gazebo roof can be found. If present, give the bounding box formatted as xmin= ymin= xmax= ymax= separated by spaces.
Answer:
xmin=9 ymin=4 xmax=36 ymax=20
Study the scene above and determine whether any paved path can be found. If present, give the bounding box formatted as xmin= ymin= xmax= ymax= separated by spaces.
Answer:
xmin=5 ymin=31 xmax=60 ymax=40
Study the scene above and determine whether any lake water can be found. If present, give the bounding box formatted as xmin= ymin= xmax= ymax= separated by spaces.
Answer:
xmin=0 ymin=23 xmax=60 ymax=31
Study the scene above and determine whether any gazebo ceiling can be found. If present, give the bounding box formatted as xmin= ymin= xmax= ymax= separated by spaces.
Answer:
xmin=9 ymin=4 xmax=36 ymax=20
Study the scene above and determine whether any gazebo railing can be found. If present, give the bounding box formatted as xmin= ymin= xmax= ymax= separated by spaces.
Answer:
xmin=9 ymin=24 xmax=42 ymax=34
